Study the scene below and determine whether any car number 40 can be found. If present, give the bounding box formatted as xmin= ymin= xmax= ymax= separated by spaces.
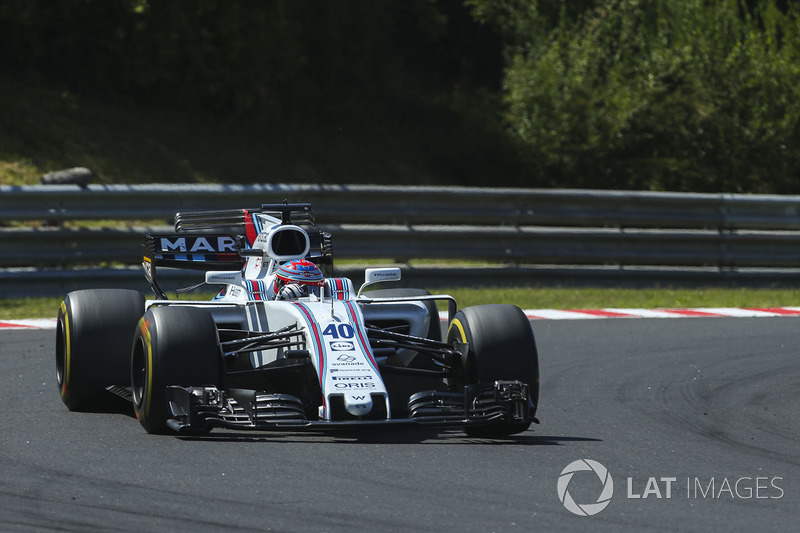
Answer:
xmin=323 ymin=324 xmax=355 ymax=339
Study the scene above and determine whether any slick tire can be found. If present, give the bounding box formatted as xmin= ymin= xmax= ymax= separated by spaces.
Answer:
xmin=131 ymin=306 xmax=222 ymax=434
xmin=56 ymin=289 xmax=145 ymax=411
xmin=446 ymin=304 xmax=539 ymax=437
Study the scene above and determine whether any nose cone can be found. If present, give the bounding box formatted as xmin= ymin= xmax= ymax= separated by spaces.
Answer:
xmin=343 ymin=393 xmax=373 ymax=417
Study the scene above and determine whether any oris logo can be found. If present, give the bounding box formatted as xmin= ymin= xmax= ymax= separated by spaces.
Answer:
xmin=334 ymin=382 xmax=375 ymax=389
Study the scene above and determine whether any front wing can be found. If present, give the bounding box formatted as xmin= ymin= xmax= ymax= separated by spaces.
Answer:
xmin=163 ymin=380 xmax=532 ymax=434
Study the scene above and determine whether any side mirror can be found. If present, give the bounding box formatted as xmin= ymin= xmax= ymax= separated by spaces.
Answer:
xmin=357 ymin=267 xmax=401 ymax=296
xmin=205 ymin=271 xmax=242 ymax=285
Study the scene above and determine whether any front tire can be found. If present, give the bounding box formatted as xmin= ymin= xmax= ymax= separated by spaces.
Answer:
xmin=56 ymin=289 xmax=145 ymax=411
xmin=131 ymin=306 xmax=222 ymax=433
xmin=446 ymin=304 xmax=539 ymax=437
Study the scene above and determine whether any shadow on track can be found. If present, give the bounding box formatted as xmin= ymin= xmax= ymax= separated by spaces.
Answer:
xmin=176 ymin=428 xmax=602 ymax=446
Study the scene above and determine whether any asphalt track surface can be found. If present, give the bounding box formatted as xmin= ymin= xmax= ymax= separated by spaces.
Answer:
xmin=1 ymin=318 xmax=798 ymax=532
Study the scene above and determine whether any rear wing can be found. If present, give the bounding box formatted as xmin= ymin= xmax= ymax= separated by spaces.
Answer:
xmin=142 ymin=204 xmax=333 ymax=298
xmin=142 ymin=232 xmax=245 ymax=299
xmin=145 ymin=233 xmax=244 ymax=270
xmin=174 ymin=203 xmax=316 ymax=232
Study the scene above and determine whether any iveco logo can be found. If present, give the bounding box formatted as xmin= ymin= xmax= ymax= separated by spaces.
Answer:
xmin=337 ymin=354 xmax=356 ymax=363
xmin=330 ymin=341 xmax=354 ymax=351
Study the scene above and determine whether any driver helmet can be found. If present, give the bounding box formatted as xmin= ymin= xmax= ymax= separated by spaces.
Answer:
xmin=273 ymin=259 xmax=324 ymax=298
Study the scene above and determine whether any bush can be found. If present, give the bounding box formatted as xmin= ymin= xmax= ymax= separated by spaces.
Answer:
xmin=499 ymin=0 xmax=800 ymax=192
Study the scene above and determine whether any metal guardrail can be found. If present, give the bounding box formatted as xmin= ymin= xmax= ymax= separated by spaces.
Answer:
xmin=2 ymin=184 xmax=800 ymax=295
xmin=4 ymin=183 xmax=800 ymax=228
xmin=6 ymin=224 xmax=800 ymax=268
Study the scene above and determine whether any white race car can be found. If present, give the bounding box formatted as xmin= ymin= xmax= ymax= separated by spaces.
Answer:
xmin=56 ymin=203 xmax=539 ymax=437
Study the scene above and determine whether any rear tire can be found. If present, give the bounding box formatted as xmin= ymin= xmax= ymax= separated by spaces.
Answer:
xmin=131 ymin=306 xmax=222 ymax=433
xmin=446 ymin=304 xmax=539 ymax=437
xmin=56 ymin=289 xmax=145 ymax=411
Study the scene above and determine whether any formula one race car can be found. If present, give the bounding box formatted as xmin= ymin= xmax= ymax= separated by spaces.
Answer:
xmin=56 ymin=203 xmax=539 ymax=437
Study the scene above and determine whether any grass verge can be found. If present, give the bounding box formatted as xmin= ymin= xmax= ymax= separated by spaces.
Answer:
xmin=4 ymin=287 xmax=800 ymax=320
xmin=0 ymin=78 xmax=526 ymax=188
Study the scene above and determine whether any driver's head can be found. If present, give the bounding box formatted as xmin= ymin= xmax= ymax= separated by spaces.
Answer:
xmin=273 ymin=259 xmax=323 ymax=298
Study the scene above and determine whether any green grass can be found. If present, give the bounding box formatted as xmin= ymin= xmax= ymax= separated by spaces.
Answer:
xmin=4 ymin=287 xmax=800 ymax=320
xmin=0 ymin=77 xmax=385 ymax=185
xmin=437 ymin=287 xmax=800 ymax=310
xmin=0 ymin=78 xmax=524 ymax=188
xmin=1 ymin=298 xmax=64 ymax=320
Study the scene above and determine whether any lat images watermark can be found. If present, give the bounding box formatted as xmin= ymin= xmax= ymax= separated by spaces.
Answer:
xmin=626 ymin=476 xmax=785 ymax=500
xmin=557 ymin=459 xmax=614 ymax=516
xmin=558 ymin=460 xmax=785 ymax=517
